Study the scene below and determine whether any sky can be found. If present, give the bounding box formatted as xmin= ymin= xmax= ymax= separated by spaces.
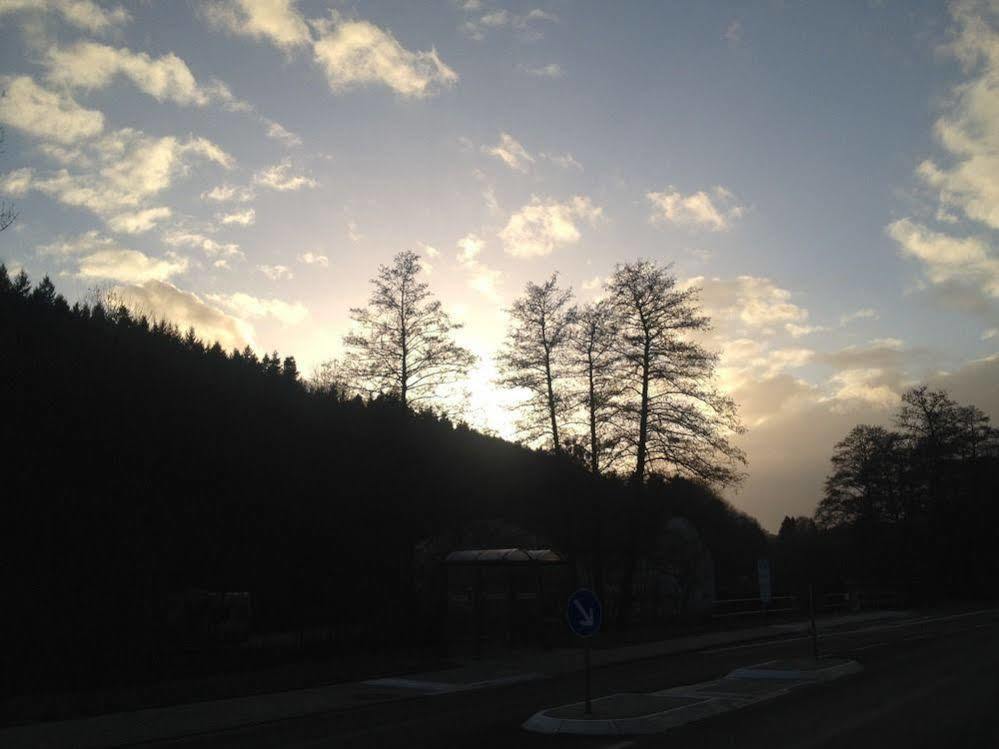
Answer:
xmin=1 ymin=0 xmax=998 ymax=530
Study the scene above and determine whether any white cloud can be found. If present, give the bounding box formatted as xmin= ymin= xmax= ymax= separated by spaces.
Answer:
xmin=827 ymin=368 xmax=902 ymax=409
xmin=456 ymin=232 xmax=484 ymax=263
xmin=785 ymin=323 xmax=827 ymax=338
xmin=647 ymin=185 xmax=745 ymax=231
xmin=839 ymin=308 xmax=879 ymax=325
xmin=984 ymin=328 xmax=998 ymax=340
xmin=0 ymin=0 xmax=130 ymax=34
xmin=462 ymin=7 xmax=558 ymax=41
xmin=114 ymin=280 xmax=254 ymax=350
xmin=218 ymin=208 xmax=256 ymax=226
xmin=298 ymin=252 xmax=328 ymax=266
xmin=916 ymin=1 xmax=999 ymax=230
xmin=581 ymin=275 xmax=605 ymax=292
xmin=162 ymin=230 xmax=243 ymax=259
xmin=78 ymin=248 xmax=189 ymax=284
xmin=253 ymin=159 xmax=319 ymax=191
xmin=346 ymin=219 xmax=362 ymax=242
xmin=312 ymin=16 xmax=458 ymax=98
xmin=455 ymin=232 xmax=501 ymax=299
xmin=692 ymin=275 xmax=809 ymax=331
xmin=202 ymin=183 xmax=254 ymax=202
xmin=265 ymin=120 xmax=302 ymax=146
xmin=519 ymin=63 xmax=563 ymax=78
xmin=542 ymin=152 xmax=582 ymax=170
xmin=202 ymin=0 xmax=311 ymax=49
xmin=44 ymin=42 xmax=216 ymax=107
xmin=888 ymin=218 xmax=999 ymax=297
xmin=106 ymin=206 xmax=172 ymax=234
xmin=0 ymin=75 xmax=104 ymax=144
xmin=419 ymin=242 xmax=439 ymax=259
xmin=36 ymin=229 xmax=112 ymax=255
xmin=207 ymin=291 xmax=308 ymax=324
xmin=9 ymin=128 xmax=233 ymax=225
xmin=499 ymin=195 xmax=602 ymax=258
xmin=258 ymin=263 xmax=293 ymax=280
xmin=484 ymin=132 xmax=534 ymax=172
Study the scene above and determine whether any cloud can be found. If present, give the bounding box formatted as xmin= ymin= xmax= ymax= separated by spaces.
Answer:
xmin=724 ymin=19 xmax=742 ymax=45
xmin=484 ymin=132 xmax=534 ymax=172
xmin=915 ymin=1 xmax=999 ymax=231
xmin=456 ymin=232 xmax=501 ymax=299
xmin=162 ymin=230 xmax=243 ymax=259
xmin=258 ymin=264 xmax=293 ymax=280
xmin=106 ymin=206 xmax=172 ymax=234
xmin=35 ymin=234 xmax=185 ymax=286
xmin=541 ymin=152 xmax=582 ymax=170
xmin=693 ymin=275 xmax=809 ymax=332
xmin=114 ymin=280 xmax=254 ymax=350
xmin=312 ymin=16 xmax=458 ymax=97
xmin=499 ymin=195 xmax=602 ymax=258
xmin=253 ymin=159 xmax=319 ymax=191
xmin=11 ymin=129 xmax=233 ymax=224
xmin=201 ymin=0 xmax=311 ymax=49
xmin=44 ymin=42 xmax=219 ymax=107
xmin=298 ymin=252 xmax=328 ymax=266
xmin=207 ymin=290 xmax=308 ymax=324
xmin=0 ymin=76 xmax=104 ymax=144
xmin=462 ymin=7 xmax=558 ymax=41
xmin=346 ymin=219 xmax=362 ymax=242
xmin=75 ymin=244 xmax=189 ymax=284
xmin=888 ymin=218 xmax=999 ymax=297
xmin=456 ymin=232 xmax=484 ymax=263
xmin=647 ymin=185 xmax=745 ymax=231
xmin=218 ymin=208 xmax=256 ymax=226
xmin=202 ymin=183 xmax=254 ymax=202
xmin=518 ymin=63 xmax=563 ymax=78
xmin=0 ymin=0 xmax=130 ymax=34
xmin=265 ymin=120 xmax=302 ymax=146
xmin=839 ymin=308 xmax=879 ymax=325
xmin=785 ymin=323 xmax=827 ymax=338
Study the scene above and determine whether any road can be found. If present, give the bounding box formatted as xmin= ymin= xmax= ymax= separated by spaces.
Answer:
xmin=146 ymin=608 xmax=999 ymax=749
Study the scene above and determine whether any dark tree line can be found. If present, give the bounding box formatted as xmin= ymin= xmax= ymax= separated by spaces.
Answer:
xmin=0 ymin=266 xmax=765 ymax=702
xmin=776 ymin=386 xmax=999 ymax=603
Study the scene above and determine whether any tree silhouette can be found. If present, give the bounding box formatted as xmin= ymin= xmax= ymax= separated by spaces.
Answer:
xmin=497 ymin=273 xmax=577 ymax=452
xmin=343 ymin=251 xmax=475 ymax=408
xmin=0 ymin=127 xmax=17 ymax=233
xmin=607 ymin=260 xmax=745 ymax=484
xmin=816 ymin=425 xmax=904 ymax=528
xmin=570 ymin=299 xmax=622 ymax=475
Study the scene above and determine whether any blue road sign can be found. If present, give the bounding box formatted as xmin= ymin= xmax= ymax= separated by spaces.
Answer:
xmin=566 ymin=588 xmax=602 ymax=637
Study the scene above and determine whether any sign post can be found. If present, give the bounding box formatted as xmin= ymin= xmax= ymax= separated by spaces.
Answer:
xmin=757 ymin=559 xmax=772 ymax=621
xmin=566 ymin=588 xmax=602 ymax=716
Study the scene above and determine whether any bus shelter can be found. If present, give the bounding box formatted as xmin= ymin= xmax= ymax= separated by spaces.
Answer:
xmin=442 ymin=548 xmax=571 ymax=654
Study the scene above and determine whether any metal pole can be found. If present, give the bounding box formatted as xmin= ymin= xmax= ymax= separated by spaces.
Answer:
xmin=584 ymin=638 xmax=592 ymax=715
xmin=809 ymin=583 xmax=818 ymax=659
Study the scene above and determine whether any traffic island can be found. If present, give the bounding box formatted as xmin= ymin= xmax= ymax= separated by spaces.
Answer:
xmin=728 ymin=656 xmax=863 ymax=682
xmin=522 ymin=657 xmax=862 ymax=736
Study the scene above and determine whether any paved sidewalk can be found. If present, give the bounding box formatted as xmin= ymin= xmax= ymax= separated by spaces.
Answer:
xmin=0 ymin=610 xmax=911 ymax=749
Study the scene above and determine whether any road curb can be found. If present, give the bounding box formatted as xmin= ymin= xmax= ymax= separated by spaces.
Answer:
xmin=522 ymin=658 xmax=863 ymax=736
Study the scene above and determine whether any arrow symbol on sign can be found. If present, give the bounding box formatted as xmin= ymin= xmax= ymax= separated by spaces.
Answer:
xmin=574 ymin=600 xmax=595 ymax=628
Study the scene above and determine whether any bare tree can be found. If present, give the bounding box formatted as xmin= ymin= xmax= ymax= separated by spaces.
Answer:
xmin=0 ymin=127 xmax=17 ymax=233
xmin=571 ymin=299 xmax=623 ymax=474
xmin=497 ymin=273 xmax=577 ymax=452
xmin=607 ymin=260 xmax=745 ymax=485
xmin=343 ymin=251 xmax=475 ymax=408
xmin=308 ymin=358 xmax=353 ymax=400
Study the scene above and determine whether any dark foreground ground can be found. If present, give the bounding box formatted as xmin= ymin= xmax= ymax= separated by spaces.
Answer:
xmin=134 ymin=607 xmax=999 ymax=749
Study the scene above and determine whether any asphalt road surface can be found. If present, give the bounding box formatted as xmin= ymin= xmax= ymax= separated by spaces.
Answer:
xmin=146 ymin=607 xmax=999 ymax=749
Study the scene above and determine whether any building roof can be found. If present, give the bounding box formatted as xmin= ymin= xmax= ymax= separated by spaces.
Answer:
xmin=443 ymin=548 xmax=565 ymax=564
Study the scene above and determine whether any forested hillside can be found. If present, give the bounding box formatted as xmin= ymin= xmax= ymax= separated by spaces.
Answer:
xmin=0 ymin=267 xmax=766 ymax=698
